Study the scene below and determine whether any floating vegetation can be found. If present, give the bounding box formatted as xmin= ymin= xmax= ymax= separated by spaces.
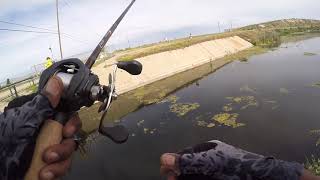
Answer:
xmin=222 ymin=104 xmax=233 ymax=112
xmin=311 ymin=82 xmax=320 ymax=88
xmin=143 ymin=128 xmax=149 ymax=134
xmin=160 ymin=95 xmax=180 ymax=104
xmin=310 ymin=129 xmax=320 ymax=146
xmin=310 ymin=129 xmax=320 ymax=134
xmin=197 ymin=121 xmax=208 ymax=127
xmin=280 ymin=88 xmax=290 ymax=94
xmin=230 ymin=96 xmax=257 ymax=104
xmin=231 ymin=97 xmax=243 ymax=103
xmin=149 ymin=128 xmax=157 ymax=134
xmin=137 ymin=120 xmax=145 ymax=127
xmin=144 ymin=92 xmax=167 ymax=105
xmin=170 ymin=103 xmax=200 ymax=117
xmin=304 ymin=52 xmax=317 ymax=56
xmin=143 ymin=128 xmax=157 ymax=135
xmin=226 ymin=96 xmax=258 ymax=110
xmin=240 ymin=85 xmax=257 ymax=94
xmin=305 ymin=155 xmax=320 ymax=176
xmin=207 ymin=123 xmax=215 ymax=128
xmin=196 ymin=121 xmax=215 ymax=128
xmin=133 ymin=87 xmax=168 ymax=105
xmin=212 ymin=113 xmax=245 ymax=128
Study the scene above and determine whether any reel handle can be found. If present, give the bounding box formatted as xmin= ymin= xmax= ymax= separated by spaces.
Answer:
xmin=117 ymin=60 xmax=142 ymax=75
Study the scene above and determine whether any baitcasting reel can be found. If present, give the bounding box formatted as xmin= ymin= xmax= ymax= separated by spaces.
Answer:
xmin=39 ymin=58 xmax=142 ymax=143
xmin=38 ymin=0 xmax=138 ymax=144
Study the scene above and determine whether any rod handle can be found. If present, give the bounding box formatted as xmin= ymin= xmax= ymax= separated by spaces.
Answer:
xmin=25 ymin=120 xmax=63 ymax=180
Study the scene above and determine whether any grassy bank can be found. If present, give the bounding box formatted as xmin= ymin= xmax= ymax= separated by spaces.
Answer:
xmin=117 ymin=18 xmax=320 ymax=61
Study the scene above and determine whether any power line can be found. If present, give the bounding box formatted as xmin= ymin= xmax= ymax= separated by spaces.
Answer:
xmin=0 ymin=20 xmax=91 ymax=45
xmin=0 ymin=28 xmax=58 ymax=34
xmin=0 ymin=20 xmax=56 ymax=33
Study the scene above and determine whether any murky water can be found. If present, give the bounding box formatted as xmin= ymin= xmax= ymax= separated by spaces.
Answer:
xmin=65 ymin=36 xmax=320 ymax=180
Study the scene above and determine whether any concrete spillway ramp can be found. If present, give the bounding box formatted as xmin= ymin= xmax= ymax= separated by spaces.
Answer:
xmin=92 ymin=36 xmax=253 ymax=94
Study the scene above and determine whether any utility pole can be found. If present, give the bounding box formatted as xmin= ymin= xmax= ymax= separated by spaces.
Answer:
xmin=218 ymin=21 xmax=221 ymax=33
xmin=56 ymin=0 xmax=63 ymax=60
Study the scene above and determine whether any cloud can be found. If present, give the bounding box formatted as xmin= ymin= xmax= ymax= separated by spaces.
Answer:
xmin=1 ymin=0 xmax=320 ymax=81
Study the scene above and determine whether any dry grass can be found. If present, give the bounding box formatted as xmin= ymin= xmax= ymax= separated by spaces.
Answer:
xmin=116 ymin=19 xmax=320 ymax=61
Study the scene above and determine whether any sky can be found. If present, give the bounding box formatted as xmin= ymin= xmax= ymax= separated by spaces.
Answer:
xmin=0 ymin=0 xmax=319 ymax=82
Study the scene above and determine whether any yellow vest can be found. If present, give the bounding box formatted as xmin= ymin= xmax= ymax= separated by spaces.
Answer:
xmin=45 ymin=58 xmax=53 ymax=68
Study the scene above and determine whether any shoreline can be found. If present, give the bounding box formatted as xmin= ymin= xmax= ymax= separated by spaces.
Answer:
xmin=80 ymin=43 xmax=267 ymax=133
xmin=91 ymin=36 xmax=253 ymax=95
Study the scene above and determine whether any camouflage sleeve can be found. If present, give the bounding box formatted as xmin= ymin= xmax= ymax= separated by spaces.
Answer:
xmin=0 ymin=94 xmax=54 ymax=180
xmin=178 ymin=140 xmax=303 ymax=180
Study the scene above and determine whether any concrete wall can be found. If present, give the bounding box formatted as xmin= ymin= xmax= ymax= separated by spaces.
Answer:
xmin=92 ymin=36 xmax=253 ymax=95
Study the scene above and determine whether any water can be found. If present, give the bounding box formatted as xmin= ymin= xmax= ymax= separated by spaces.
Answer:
xmin=65 ymin=36 xmax=320 ymax=180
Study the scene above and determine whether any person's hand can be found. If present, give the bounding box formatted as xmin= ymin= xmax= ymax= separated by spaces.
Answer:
xmin=160 ymin=140 xmax=303 ymax=180
xmin=39 ymin=113 xmax=82 ymax=180
xmin=38 ymin=76 xmax=82 ymax=180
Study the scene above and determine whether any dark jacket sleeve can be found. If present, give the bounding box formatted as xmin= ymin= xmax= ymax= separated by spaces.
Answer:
xmin=0 ymin=94 xmax=55 ymax=180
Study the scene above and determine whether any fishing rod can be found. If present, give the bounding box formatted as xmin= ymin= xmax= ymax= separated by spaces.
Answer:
xmin=86 ymin=0 xmax=136 ymax=68
xmin=25 ymin=0 xmax=142 ymax=179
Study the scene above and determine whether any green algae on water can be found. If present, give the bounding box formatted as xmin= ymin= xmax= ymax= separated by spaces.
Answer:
xmin=226 ymin=96 xmax=258 ymax=110
xmin=222 ymin=104 xmax=233 ymax=112
xmin=170 ymin=103 xmax=200 ymax=117
xmin=207 ymin=123 xmax=215 ymax=128
xmin=310 ymin=130 xmax=320 ymax=146
xmin=160 ymin=95 xmax=180 ymax=104
xmin=143 ymin=128 xmax=157 ymax=135
xmin=197 ymin=121 xmax=215 ymax=128
xmin=305 ymin=155 xmax=320 ymax=176
xmin=143 ymin=128 xmax=149 ymax=134
xmin=311 ymin=82 xmax=320 ymax=88
xmin=197 ymin=121 xmax=208 ymax=127
xmin=212 ymin=113 xmax=245 ymax=128
xmin=133 ymin=86 xmax=169 ymax=105
xmin=304 ymin=52 xmax=317 ymax=56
